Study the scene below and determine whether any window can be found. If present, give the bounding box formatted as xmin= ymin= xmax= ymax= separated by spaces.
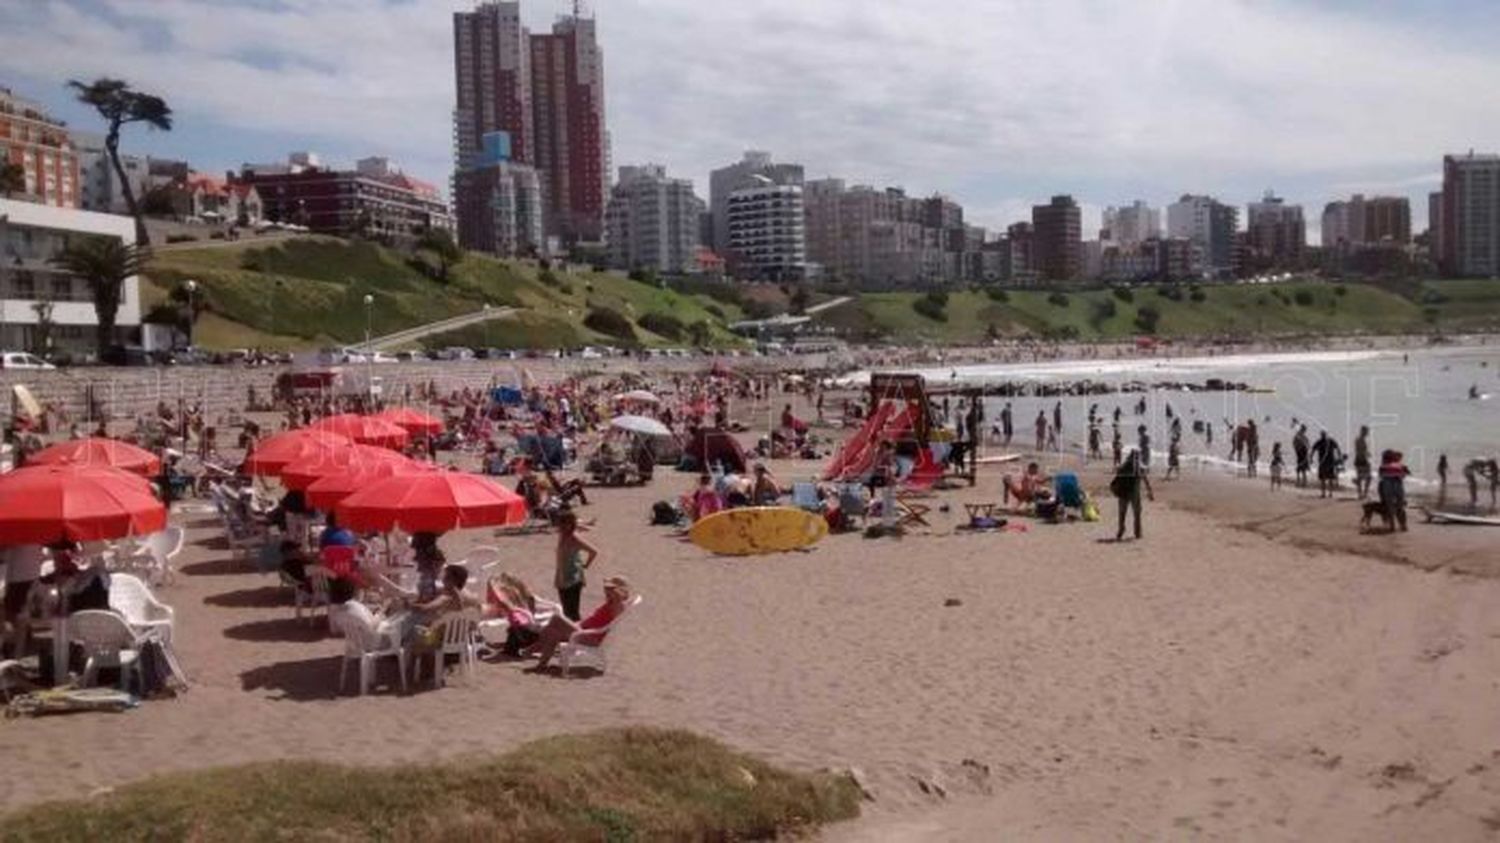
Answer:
xmin=50 ymin=276 xmax=72 ymax=300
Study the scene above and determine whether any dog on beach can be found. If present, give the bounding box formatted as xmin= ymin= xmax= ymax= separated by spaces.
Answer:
xmin=1359 ymin=500 xmax=1389 ymax=531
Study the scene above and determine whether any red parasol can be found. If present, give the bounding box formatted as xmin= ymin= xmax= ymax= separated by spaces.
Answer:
xmin=242 ymin=430 xmax=354 ymax=477
xmin=305 ymin=460 xmax=436 ymax=511
xmin=0 ymin=465 xmax=167 ymax=544
xmin=336 ymin=470 xmax=528 ymax=533
xmin=29 ymin=438 xmax=162 ymax=476
xmin=374 ymin=407 xmax=445 ymax=436
xmin=280 ymin=444 xmax=418 ymax=491
xmin=312 ymin=414 xmax=411 ymax=449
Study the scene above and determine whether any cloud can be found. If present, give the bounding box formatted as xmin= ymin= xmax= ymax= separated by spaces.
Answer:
xmin=2 ymin=0 xmax=1495 ymax=233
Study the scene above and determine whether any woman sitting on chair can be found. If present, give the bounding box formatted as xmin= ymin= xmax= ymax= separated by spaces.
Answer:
xmin=525 ymin=576 xmax=632 ymax=673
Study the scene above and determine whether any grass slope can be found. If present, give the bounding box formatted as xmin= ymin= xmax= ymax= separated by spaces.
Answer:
xmin=145 ymin=238 xmax=749 ymax=351
xmin=817 ymin=281 xmax=1500 ymax=344
xmin=0 ymin=728 xmax=862 ymax=842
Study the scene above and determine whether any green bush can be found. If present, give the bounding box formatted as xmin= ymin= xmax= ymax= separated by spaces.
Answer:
xmin=638 ymin=311 xmax=685 ymax=340
xmin=1090 ymin=298 xmax=1118 ymax=327
xmin=1135 ymin=305 xmax=1162 ymax=333
xmin=1293 ymin=289 xmax=1315 ymax=306
xmin=1189 ymin=288 xmax=1207 ymax=303
xmin=986 ymin=287 xmax=1010 ymax=302
xmin=1046 ymin=291 xmax=1070 ymax=307
xmin=912 ymin=295 xmax=948 ymax=322
xmin=1112 ymin=287 xmax=1134 ymax=303
xmin=583 ymin=306 xmax=636 ymax=340
xmin=1156 ymin=285 xmax=1184 ymax=301
xmin=165 ymin=234 xmax=198 ymax=244
xmin=1334 ymin=284 xmax=1347 ymax=296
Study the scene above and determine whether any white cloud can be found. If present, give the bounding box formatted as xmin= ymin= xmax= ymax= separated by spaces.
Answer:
xmin=2 ymin=0 xmax=1495 ymax=232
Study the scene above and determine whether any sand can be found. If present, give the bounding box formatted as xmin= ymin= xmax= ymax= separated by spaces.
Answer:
xmin=2 ymin=437 xmax=1499 ymax=839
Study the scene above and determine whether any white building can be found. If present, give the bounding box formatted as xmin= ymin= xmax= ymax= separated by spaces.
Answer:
xmin=1166 ymin=194 xmax=1237 ymax=275
xmin=0 ymin=197 xmax=142 ymax=354
xmin=709 ymin=151 xmax=803 ymax=257
xmin=604 ymin=165 xmax=704 ymax=275
xmin=1102 ymin=201 xmax=1161 ymax=245
xmin=73 ymin=131 xmax=150 ymax=216
xmin=726 ymin=182 xmax=807 ymax=281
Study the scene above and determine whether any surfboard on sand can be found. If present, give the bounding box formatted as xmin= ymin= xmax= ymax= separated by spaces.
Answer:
xmin=1421 ymin=507 xmax=1500 ymax=527
xmin=689 ymin=506 xmax=829 ymax=556
xmin=976 ymin=454 xmax=1023 ymax=465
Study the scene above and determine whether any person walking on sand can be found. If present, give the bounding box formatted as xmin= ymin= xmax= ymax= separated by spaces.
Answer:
xmin=1377 ymin=450 xmax=1411 ymax=532
xmin=1137 ymin=425 xmax=1152 ymax=474
xmin=1353 ymin=426 xmax=1373 ymax=500
xmin=553 ymin=510 xmax=600 ymax=621
xmin=1437 ymin=453 xmax=1449 ymax=506
xmin=1111 ymin=425 xmax=1123 ymax=467
xmin=1165 ymin=436 xmax=1181 ymax=480
xmin=1270 ymin=441 xmax=1285 ymax=490
xmin=1463 ymin=458 xmax=1500 ymax=511
xmin=1053 ymin=401 xmax=1063 ymax=437
xmin=1245 ymin=419 xmax=1260 ymax=478
xmin=1000 ymin=402 xmax=1013 ymax=446
xmin=1088 ymin=422 xmax=1102 ymax=461
xmin=1111 ymin=449 xmax=1155 ymax=541
xmin=1035 ymin=411 xmax=1047 ymax=452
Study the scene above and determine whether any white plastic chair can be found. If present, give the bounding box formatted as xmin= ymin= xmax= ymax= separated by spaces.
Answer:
xmin=557 ymin=595 xmax=642 ymax=677
xmin=417 ymin=612 xmax=478 ymax=689
xmin=294 ymin=566 xmax=332 ymax=627
xmin=68 ymin=610 xmax=145 ymax=693
xmin=126 ymin=527 xmax=185 ymax=586
xmin=332 ymin=603 xmax=408 ymax=696
xmin=107 ymin=573 xmax=176 ymax=644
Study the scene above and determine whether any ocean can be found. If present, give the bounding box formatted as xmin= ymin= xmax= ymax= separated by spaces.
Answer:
xmin=856 ymin=344 xmax=1500 ymax=482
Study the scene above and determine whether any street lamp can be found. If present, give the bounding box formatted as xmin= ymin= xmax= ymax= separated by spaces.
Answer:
xmin=363 ymin=293 xmax=375 ymax=405
xmin=183 ymin=279 xmax=198 ymax=350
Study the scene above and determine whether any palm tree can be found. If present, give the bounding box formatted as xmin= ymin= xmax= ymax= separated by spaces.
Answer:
xmin=68 ymin=78 xmax=173 ymax=246
xmin=51 ymin=236 xmax=150 ymax=359
xmin=0 ymin=161 xmax=24 ymax=197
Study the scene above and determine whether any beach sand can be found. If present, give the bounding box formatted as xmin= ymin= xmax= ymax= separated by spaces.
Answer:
xmin=2 ymin=446 xmax=1498 ymax=840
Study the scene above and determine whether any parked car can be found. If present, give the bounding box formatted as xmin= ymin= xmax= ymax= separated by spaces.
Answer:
xmin=0 ymin=351 xmax=56 ymax=370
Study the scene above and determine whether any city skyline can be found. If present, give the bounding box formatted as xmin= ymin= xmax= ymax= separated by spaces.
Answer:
xmin=3 ymin=1 xmax=1499 ymax=240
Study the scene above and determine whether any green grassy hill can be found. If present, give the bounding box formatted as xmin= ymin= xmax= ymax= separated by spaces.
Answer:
xmin=144 ymin=237 xmax=752 ymax=350
xmin=145 ymin=238 xmax=1500 ymax=350
xmin=814 ymin=280 xmax=1500 ymax=344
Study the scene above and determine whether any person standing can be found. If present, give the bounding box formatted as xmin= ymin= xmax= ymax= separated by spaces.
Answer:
xmin=1311 ymin=431 xmax=1343 ymax=499
xmin=553 ymin=510 xmax=599 ymax=621
xmin=1269 ymin=442 xmax=1285 ymax=490
xmin=1111 ymin=449 xmax=1155 ymax=541
xmin=1000 ymin=402 xmax=1013 ymax=447
xmin=1437 ymin=453 xmax=1449 ymax=506
xmin=1377 ymin=450 xmax=1410 ymax=532
xmin=1293 ymin=426 xmax=1311 ymax=488
xmin=1353 ymin=426 xmax=1372 ymax=500
xmin=1034 ymin=411 xmax=1047 ymax=452
xmin=1111 ymin=425 xmax=1123 ymax=467
xmin=1245 ymin=419 xmax=1260 ymax=478
xmin=1053 ymin=401 xmax=1063 ymax=438
xmin=1137 ymin=425 xmax=1152 ymax=474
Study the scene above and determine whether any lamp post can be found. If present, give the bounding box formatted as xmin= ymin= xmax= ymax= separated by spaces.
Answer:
xmin=183 ymin=279 xmax=198 ymax=350
xmin=363 ymin=293 xmax=375 ymax=405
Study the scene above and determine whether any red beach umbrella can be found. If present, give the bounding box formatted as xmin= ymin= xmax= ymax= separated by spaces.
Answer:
xmin=374 ymin=407 xmax=445 ymax=436
xmin=242 ymin=430 xmax=354 ymax=477
xmin=29 ymin=438 xmax=162 ymax=476
xmin=305 ymin=460 xmax=436 ymax=511
xmin=313 ymin=414 xmax=411 ymax=449
xmin=280 ymin=445 xmax=418 ymax=491
xmin=0 ymin=465 xmax=167 ymax=544
xmin=336 ymin=470 xmax=528 ymax=533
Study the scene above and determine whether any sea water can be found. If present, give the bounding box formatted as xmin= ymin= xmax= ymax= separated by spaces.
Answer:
xmin=856 ymin=345 xmax=1500 ymax=482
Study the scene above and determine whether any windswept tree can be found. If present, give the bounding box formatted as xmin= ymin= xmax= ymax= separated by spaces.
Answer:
xmin=68 ymin=78 xmax=173 ymax=246
xmin=417 ymin=227 xmax=464 ymax=283
xmin=51 ymin=236 xmax=150 ymax=359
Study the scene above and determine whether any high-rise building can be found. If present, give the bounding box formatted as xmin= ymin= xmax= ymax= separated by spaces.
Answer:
xmin=454 ymin=132 xmax=544 ymax=258
xmin=1005 ymin=222 xmax=1036 ymax=284
xmin=1166 ymin=194 xmax=1238 ymax=276
xmin=531 ymin=13 xmax=609 ymax=244
xmin=1246 ymin=191 xmax=1306 ymax=268
xmin=604 ymin=164 xmax=704 ymax=275
xmin=453 ymin=2 xmax=533 ymax=169
xmin=1439 ymin=152 xmax=1500 ymax=278
xmin=453 ymin=2 xmax=609 ymax=246
xmin=1428 ymin=191 xmax=1444 ymax=259
xmin=1102 ymin=201 xmax=1161 ymax=245
xmin=1032 ymin=195 xmax=1081 ymax=282
xmin=1322 ymin=194 xmax=1411 ymax=250
xmin=0 ymin=86 xmax=79 ymax=208
xmin=803 ymin=180 xmax=961 ymax=289
xmin=726 ymin=182 xmax=806 ymax=281
xmin=709 ymin=151 xmax=804 ymax=259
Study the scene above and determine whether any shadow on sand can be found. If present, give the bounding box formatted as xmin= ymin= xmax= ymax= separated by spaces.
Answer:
xmin=223 ymin=617 xmax=330 ymax=644
xmin=204 ymin=586 xmax=290 ymax=609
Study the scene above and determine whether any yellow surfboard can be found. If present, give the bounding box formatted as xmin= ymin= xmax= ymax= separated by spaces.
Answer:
xmin=689 ymin=506 xmax=829 ymax=557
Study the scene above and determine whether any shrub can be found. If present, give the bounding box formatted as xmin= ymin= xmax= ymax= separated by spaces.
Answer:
xmin=1334 ymin=284 xmax=1347 ymax=296
xmin=1090 ymin=298 xmax=1118 ymax=328
xmin=926 ymin=290 xmax=949 ymax=307
xmin=912 ymin=295 xmax=948 ymax=322
xmin=1112 ymin=287 xmax=1134 ymax=303
xmin=638 ymin=312 xmax=685 ymax=340
xmin=583 ymin=306 xmax=635 ymax=340
xmin=1189 ymin=288 xmax=1207 ymax=303
xmin=705 ymin=304 xmax=725 ymax=320
xmin=1047 ymin=291 xmax=1070 ymax=307
xmin=1293 ymin=289 xmax=1315 ymax=306
xmin=1156 ymin=285 xmax=1183 ymax=301
xmin=209 ymin=231 xmax=227 ymax=241
xmin=165 ymin=234 xmax=198 ymax=244
xmin=986 ymin=287 xmax=1010 ymax=302
xmin=1135 ymin=305 xmax=1162 ymax=333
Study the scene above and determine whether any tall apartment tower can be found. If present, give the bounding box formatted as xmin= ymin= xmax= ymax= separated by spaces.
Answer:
xmin=709 ymin=151 xmax=804 ymax=258
xmin=453 ymin=2 xmax=533 ymax=170
xmin=1102 ymin=201 xmax=1161 ymax=245
xmin=1246 ymin=191 xmax=1306 ymax=268
xmin=1032 ymin=195 xmax=1082 ymax=282
xmin=1440 ymin=152 xmax=1500 ymax=278
xmin=604 ymin=164 xmax=704 ymax=275
xmin=1167 ymin=195 xmax=1238 ymax=276
xmin=531 ymin=13 xmax=609 ymax=244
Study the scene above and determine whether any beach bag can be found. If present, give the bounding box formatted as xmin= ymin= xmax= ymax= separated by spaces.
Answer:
xmin=1082 ymin=498 xmax=1101 ymax=522
xmin=651 ymin=501 xmax=680 ymax=526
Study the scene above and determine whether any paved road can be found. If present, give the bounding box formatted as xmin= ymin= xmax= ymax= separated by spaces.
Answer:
xmin=350 ymin=306 xmax=518 ymax=352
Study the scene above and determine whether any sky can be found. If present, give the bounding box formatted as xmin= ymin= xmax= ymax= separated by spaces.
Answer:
xmin=3 ymin=0 xmax=1499 ymax=240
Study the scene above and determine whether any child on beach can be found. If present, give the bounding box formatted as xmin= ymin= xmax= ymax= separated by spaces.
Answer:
xmin=1270 ymin=442 xmax=1285 ymax=490
xmin=1165 ymin=438 xmax=1181 ymax=480
xmin=554 ymin=509 xmax=600 ymax=621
